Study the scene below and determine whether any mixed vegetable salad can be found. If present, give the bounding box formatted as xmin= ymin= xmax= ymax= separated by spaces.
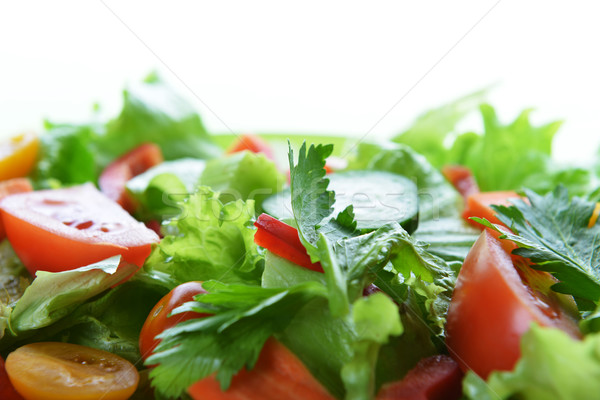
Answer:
xmin=2 ymin=73 xmax=600 ymax=400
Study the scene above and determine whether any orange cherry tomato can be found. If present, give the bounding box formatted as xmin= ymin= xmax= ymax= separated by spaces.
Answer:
xmin=0 ymin=183 xmax=159 ymax=275
xmin=0 ymin=133 xmax=39 ymax=181
xmin=445 ymin=230 xmax=580 ymax=379
xmin=139 ymin=281 xmax=209 ymax=362
xmin=99 ymin=143 xmax=163 ymax=213
xmin=5 ymin=342 xmax=139 ymax=400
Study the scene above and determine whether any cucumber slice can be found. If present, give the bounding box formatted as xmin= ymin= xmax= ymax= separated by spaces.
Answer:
xmin=262 ymin=170 xmax=419 ymax=233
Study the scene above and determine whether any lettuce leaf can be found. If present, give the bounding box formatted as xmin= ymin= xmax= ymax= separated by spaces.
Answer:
xmin=145 ymin=187 xmax=263 ymax=287
xmin=200 ymin=151 xmax=285 ymax=212
xmin=99 ymin=73 xmax=221 ymax=163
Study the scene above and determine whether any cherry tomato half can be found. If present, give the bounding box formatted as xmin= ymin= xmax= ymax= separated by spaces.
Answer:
xmin=139 ymin=281 xmax=209 ymax=362
xmin=99 ymin=143 xmax=163 ymax=213
xmin=0 ymin=133 xmax=39 ymax=181
xmin=5 ymin=342 xmax=139 ymax=400
xmin=0 ymin=183 xmax=159 ymax=275
xmin=445 ymin=230 xmax=580 ymax=379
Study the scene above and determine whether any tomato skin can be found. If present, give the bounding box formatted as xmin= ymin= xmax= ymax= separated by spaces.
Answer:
xmin=226 ymin=134 xmax=275 ymax=161
xmin=376 ymin=355 xmax=463 ymax=400
xmin=462 ymin=191 xmax=521 ymax=228
xmin=5 ymin=342 xmax=138 ymax=400
xmin=99 ymin=143 xmax=163 ymax=213
xmin=441 ymin=165 xmax=479 ymax=200
xmin=1 ymin=356 xmax=24 ymax=400
xmin=188 ymin=338 xmax=334 ymax=400
xmin=254 ymin=214 xmax=323 ymax=273
xmin=140 ymin=281 xmax=209 ymax=362
xmin=0 ymin=183 xmax=159 ymax=275
xmin=0 ymin=133 xmax=39 ymax=181
xmin=0 ymin=178 xmax=33 ymax=240
xmin=445 ymin=230 xmax=580 ymax=379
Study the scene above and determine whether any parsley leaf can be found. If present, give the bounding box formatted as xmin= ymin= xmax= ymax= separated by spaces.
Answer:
xmin=147 ymin=281 xmax=327 ymax=398
xmin=476 ymin=186 xmax=600 ymax=307
xmin=288 ymin=142 xmax=335 ymax=256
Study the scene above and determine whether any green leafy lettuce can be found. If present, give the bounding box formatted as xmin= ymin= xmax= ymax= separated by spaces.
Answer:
xmin=0 ymin=257 xmax=166 ymax=363
xmin=144 ymin=187 xmax=263 ymax=287
xmin=200 ymin=150 xmax=285 ymax=212
xmin=393 ymin=101 xmax=592 ymax=195
xmin=98 ymin=72 xmax=221 ymax=163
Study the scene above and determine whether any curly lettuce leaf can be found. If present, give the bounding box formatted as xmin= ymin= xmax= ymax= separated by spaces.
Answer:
xmin=145 ymin=187 xmax=263 ymax=287
xmin=200 ymin=151 xmax=285 ymax=212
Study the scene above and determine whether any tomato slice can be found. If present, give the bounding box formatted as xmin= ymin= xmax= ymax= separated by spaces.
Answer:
xmin=140 ymin=281 xmax=209 ymax=362
xmin=0 ymin=178 xmax=33 ymax=240
xmin=5 ymin=342 xmax=138 ymax=400
xmin=445 ymin=230 xmax=580 ymax=379
xmin=376 ymin=355 xmax=463 ymax=400
xmin=0 ymin=133 xmax=39 ymax=181
xmin=0 ymin=183 xmax=159 ymax=275
xmin=462 ymin=191 xmax=521 ymax=228
xmin=254 ymin=214 xmax=323 ymax=273
xmin=188 ymin=338 xmax=334 ymax=400
xmin=226 ymin=134 xmax=275 ymax=161
xmin=440 ymin=165 xmax=479 ymax=200
xmin=99 ymin=143 xmax=163 ymax=213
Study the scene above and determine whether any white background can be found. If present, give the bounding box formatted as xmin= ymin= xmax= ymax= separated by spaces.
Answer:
xmin=1 ymin=1 xmax=599 ymax=163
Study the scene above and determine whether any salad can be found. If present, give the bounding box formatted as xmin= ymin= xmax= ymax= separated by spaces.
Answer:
xmin=1 ymin=74 xmax=600 ymax=400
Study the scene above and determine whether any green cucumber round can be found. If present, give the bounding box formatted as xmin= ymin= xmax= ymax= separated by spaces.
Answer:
xmin=263 ymin=170 xmax=419 ymax=234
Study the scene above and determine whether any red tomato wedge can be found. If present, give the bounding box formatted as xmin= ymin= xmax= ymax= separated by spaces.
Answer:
xmin=99 ymin=143 xmax=163 ymax=213
xmin=0 ymin=178 xmax=33 ymax=240
xmin=445 ymin=230 xmax=580 ymax=379
xmin=1 ymin=356 xmax=24 ymax=400
xmin=0 ymin=183 xmax=159 ymax=275
xmin=226 ymin=134 xmax=275 ymax=161
xmin=462 ymin=190 xmax=521 ymax=228
xmin=140 ymin=281 xmax=209 ymax=362
xmin=188 ymin=338 xmax=334 ymax=400
xmin=441 ymin=165 xmax=479 ymax=200
xmin=254 ymin=213 xmax=323 ymax=273
xmin=376 ymin=355 xmax=463 ymax=400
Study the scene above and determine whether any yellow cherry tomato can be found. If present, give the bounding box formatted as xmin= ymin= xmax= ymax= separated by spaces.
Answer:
xmin=0 ymin=133 xmax=39 ymax=181
xmin=5 ymin=342 xmax=139 ymax=400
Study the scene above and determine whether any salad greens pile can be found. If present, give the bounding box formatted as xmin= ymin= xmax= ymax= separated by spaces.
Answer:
xmin=2 ymin=73 xmax=600 ymax=400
